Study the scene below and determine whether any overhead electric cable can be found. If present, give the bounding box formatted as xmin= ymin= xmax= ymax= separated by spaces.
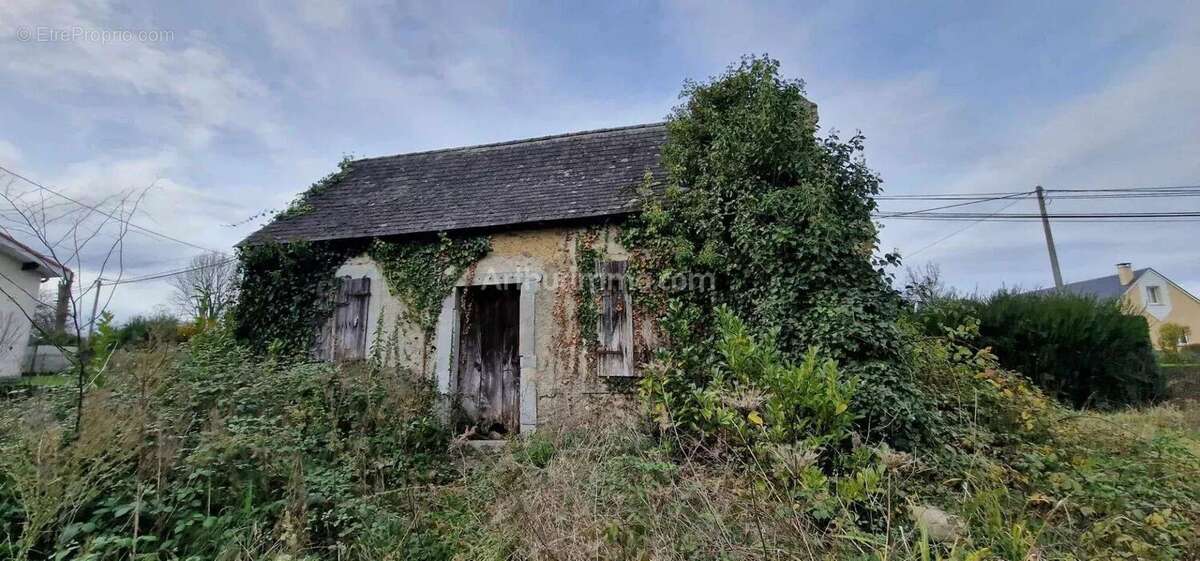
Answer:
xmin=0 ymin=163 xmax=219 ymax=253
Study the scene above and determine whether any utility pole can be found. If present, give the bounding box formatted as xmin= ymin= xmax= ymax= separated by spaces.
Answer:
xmin=88 ymin=278 xmax=102 ymax=340
xmin=1035 ymin=185 xmax=1063 ymax=288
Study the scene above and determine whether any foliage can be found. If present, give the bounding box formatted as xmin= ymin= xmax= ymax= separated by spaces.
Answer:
xmin=234 ymin=239 xmax=364 ymax=355
xmin=622 ymin=55 xmax=932 ymax=445
xmin=913 ymin=290 xmax=1165 ymax=408
xmin=1159 ymin=322 xmax=1192 ymax=362
xmin=642 ymin=306 xmax=857 ymax=453
xmin=2 ymin=321 xmax=1199 ymax=560
xmin=89 ymin=311 xmax=182 ymax=367
xmin=368 ymin=234 xmax=492 ymax=335
xmin=277 ymin=155 xmax=356 ymax=220
xmin=905 ymin=317 xmax=1056 ymax=448
xmin=0 ymin=322 xmax=452 ymax=560
xmin=1164 ymin=363 xmax=1200 ymax=402
xmin=574 ymin=229 xmax=602 ymax=349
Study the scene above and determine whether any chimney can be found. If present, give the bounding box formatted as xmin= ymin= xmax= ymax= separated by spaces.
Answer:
xmin=1116 ymin=263 xmax=1134 ymax=286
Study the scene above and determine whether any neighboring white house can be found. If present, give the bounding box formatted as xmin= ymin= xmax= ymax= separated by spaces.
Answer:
xmin=0 ymin=232 xmax=68 ymax=378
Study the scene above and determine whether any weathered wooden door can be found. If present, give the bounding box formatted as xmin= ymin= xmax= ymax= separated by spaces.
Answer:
xmin=315 ymin=276 xmax=370 ymax=362
xmin=456 ymin=284 xmax=521 ymax=435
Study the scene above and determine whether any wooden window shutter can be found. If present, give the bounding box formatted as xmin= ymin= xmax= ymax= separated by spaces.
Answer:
xmin=597 ymin=260 xmax=635 ymax=377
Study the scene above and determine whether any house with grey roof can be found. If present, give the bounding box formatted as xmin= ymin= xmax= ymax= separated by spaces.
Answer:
xmin=245 ymin=124 xmax=669 ymax=436
xmin=1036 ymin=262 xmax=1200 ymax=350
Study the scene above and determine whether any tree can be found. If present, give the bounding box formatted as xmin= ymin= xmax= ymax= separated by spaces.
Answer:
xmin=625 ymin=56 xmax=934 ymax=445
xmin=0 ymin=170 xmax=148 ymax=431
xmin=1158 ymin=322 xmax=1190 ymax=362
xmin=903 ymin=263 xmax=953 ymax=310
xmin=170 ymin=252 xmax=237 ymax=322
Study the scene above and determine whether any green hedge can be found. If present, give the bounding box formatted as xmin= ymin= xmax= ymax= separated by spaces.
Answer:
xmin=914 ymin=291 xmax=1164 ymax=408
xmin=1164 ymin=364 xmax=1200 ymax=402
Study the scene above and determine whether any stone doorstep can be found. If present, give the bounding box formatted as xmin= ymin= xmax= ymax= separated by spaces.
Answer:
xmin=464 ymin=439 xmax=508 ymax=453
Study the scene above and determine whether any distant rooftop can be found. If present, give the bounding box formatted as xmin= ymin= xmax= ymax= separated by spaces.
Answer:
xmin=1030 ymin=268 xmax=1147 ymax=299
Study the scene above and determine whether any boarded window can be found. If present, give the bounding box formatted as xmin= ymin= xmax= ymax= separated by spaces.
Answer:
xmin=314 ymin=276 xmax=371 ymax=362
xmin=597 ymin=260 xmax=635 ymax=377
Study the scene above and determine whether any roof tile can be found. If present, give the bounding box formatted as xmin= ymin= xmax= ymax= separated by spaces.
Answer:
xmin=245 ymin=123 xmax=667 ymax=244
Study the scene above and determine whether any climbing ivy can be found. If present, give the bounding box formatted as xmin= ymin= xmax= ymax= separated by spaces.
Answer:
xmin=234 ymin=233 xmax=491 ymax=356
xmin=574 ymin=229 xmax=602 ymax=351
xmin=233 ymin=239 xmax=365 ymax=355
xmin=622 ymin=55 xmax=936 ymax=447
xmin=277 ymin=156 xmax=356 ymax=220
xmin=368 ymin=233 xmax=492 ymax=335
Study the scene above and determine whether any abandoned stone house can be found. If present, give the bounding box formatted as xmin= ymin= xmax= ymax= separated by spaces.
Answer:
xmin=244 ymin=123 xmax=670 ymax=436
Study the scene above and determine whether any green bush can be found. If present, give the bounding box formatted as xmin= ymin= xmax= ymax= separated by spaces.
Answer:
xmin=641 ymin=306 xmax=858 ymax=455
xmin=0 ymin=322 xmax=452 ymax=560
xmin=913 ymin=291 xmax=1164 ymax=408
xmin=622 ymin=55 xmax=934 ymax=446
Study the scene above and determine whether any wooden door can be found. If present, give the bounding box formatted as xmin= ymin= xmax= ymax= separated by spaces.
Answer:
xmin=456 ymin=285 xmax=521 ymax=435
xmin=315 ymin=276 xmax=370 ymax=362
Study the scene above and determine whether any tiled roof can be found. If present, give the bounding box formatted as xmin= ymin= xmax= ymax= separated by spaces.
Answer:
xmin=1030 ymin=269 xmax=1147 ymax=299
xmin=245 ymin=123 xmax=667 ymax=244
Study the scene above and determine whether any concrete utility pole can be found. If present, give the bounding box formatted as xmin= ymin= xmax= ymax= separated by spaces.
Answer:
xmin=54 ymin=273 xmax=71 ymax=333
xmin=88 ymin=278 xmax=102 ymax=340
xmin=1035 ymin=185 xmax=1064 ymax=288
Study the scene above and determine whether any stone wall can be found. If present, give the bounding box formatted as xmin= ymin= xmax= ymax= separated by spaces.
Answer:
xmin=332 ymin=225 xmax=645 ymax=433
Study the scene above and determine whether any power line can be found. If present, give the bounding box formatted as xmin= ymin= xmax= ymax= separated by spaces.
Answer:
xmin=101 ymin=256 xmax=237 ymax=286
xmin=879 ymin=191 xmax=1033 ymax=217
xmin=876 ymin=184 xmax=1200 ymax=201
xmin=1049 ymin=184 xmax=1200 ymax=193
xmin=0 ymin=163 xmax=219 ymax=254
xmin=878 ymin=211 xmax=1200 ymax=220
xmin=904 ymin=196 xmax=1027 ymax=258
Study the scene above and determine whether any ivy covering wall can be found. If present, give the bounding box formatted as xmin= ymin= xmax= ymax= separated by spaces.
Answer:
xmin=368 ymin=234 xmax=491 ymax=335
xmin=234 ymin=234 xmax=490 ymax=356
xmin=234 ymin=239 xmax=365 ymax=355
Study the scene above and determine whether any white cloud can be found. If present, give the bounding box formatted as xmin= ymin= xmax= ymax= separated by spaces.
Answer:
xmin=1 ymin=0 xmax=279 ymax=150
xmin=663 ymin=1 xmax=1200 ymax=296
xmin=0 ymin=140 xmax=21 ymax=166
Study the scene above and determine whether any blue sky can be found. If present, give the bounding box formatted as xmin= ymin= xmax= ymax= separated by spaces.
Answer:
xmin=1 ymin=1 xmax=1198 ymax=318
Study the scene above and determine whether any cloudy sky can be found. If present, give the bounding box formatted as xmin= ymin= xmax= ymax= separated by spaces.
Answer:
xmin=1 ymin=0 xmax=1198 ymax=319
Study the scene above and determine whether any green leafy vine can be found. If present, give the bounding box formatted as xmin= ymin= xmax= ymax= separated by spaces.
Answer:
xmin=234 ymin=239 xmax=365 ymax=355
xmin=574 ymin=229 xmax=602 ymax=351
xmin=369 ymin=233 xmax=492 ymax=336
xmin=277 ymin=156 xmax=356 ymax=220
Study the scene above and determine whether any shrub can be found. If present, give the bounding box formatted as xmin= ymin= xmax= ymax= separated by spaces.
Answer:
xmin=978 ymin=291 xmax=1163 ymax=407
xmin=1181 ymin=342 xmax=1200 ymax=363
xmin=912 ymin=291 xmax=1164 ymax=408
xmin=905 ymin=317 xmax=1057 ymax=447
xmin=0 ymin=321 xmax=453 ymax=560
xmin=641 ymin=306 xmax=858 ymax=455
xmin=1159 ymin=323 xmax=1193 ymax=363
xmin=622 ymin=55 xmax=933 ymax=446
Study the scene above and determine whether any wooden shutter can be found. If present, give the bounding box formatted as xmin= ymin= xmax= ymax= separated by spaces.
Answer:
xmin=315 ymin=276 xmax=371 ymax=362
xmin=597 ymin=261 xmax=635 ymax=377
